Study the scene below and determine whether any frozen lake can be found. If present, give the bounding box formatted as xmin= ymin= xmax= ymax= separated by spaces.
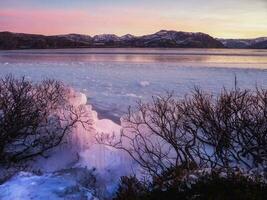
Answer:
xmin=0 ymin=48 xmax=267 ymax=123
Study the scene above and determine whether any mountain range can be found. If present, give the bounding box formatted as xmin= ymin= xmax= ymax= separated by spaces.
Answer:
xmin=219 ymin=37 xmax=267 ymax=49
xmin=0 ymin=30 xmax=266 ymax=50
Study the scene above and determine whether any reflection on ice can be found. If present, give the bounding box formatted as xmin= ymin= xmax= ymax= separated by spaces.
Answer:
xmin=0 ymin=48 xmax=267 ymax=122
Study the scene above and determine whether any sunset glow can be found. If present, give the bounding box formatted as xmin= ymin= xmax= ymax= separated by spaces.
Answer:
xmin=0 ymin=0 xmax=267 ymax=38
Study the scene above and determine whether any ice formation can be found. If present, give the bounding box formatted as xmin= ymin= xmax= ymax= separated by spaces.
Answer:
xmin=0 ymin=88 xmax=133 ymax=199
xmin=34 ymin=88 xmax=131 ymax=172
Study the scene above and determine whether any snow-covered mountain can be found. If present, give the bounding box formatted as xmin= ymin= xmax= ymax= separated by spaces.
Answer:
xmin=0 ymin=30 xmax=266 ymax=50
xmin=135 ymin=30 xmax=223 ymax=48
xmin=92 ymin=30 xmax=224 ymax=48
xmin=219 ymin=37 xmax=267 ymax=49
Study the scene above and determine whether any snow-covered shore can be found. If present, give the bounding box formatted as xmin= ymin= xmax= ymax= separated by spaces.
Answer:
xmin=1 ymin=47 xmax=267 ymax=199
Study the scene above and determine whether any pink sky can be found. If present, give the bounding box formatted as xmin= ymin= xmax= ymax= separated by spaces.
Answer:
xmin=0 ymin=8 xmax=178 ymax=36
xmin=1 ymin=2 xmax=267 ymax=39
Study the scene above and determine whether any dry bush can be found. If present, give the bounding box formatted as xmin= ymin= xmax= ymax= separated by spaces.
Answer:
xmin=186 ymin=87 xmax=267 ymax=170
xmin=98 ymin=87 xmax=267 ymax=178
xmin=0 ymin=75 xmax=91 ymax=168
xmin=114 ymin=170 xmax=267 ymax=200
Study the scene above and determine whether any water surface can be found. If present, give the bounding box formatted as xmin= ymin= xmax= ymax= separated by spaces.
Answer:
xmin=1 ymin=48 xmax=267 ymax=122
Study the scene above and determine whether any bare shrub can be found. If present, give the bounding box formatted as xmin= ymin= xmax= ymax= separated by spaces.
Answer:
xmin=114 ymin=176 xmax=147 ymax=200
xmin=114 ymin=170 xmax=267 ymax=200
xmin=98 ymin=87 xmax=267 ymax=178
xmin=0 ymin=75 xmax=91 ymax=168
xmin=186 ymin=87 xmax=267 ymax=170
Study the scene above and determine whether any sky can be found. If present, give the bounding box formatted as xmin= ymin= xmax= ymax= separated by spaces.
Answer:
xmin=0 ymin=0 xmax=266 ymax=38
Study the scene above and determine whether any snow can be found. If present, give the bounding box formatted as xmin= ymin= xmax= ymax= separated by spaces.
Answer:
xmin=139 ymin=80 xmax=150 ymax=87
xmin=219 ymin=37 xmax=267 ymax=48
xmin=120 ymin=34 xmax=135 ymax=40
xmin=93 ymin=34 xmax=120 ymax=42
xmin=0 ymin=170 xmax=97 ymax=200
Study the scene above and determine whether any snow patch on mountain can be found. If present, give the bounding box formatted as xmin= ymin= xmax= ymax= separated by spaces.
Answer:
xmin=219 ymin=37 xmax=267 ymax=48
xmin=120 ymin=34 xmax=136 ymax=40
xmin=93 ymin=34 xmax=120 ymax=42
